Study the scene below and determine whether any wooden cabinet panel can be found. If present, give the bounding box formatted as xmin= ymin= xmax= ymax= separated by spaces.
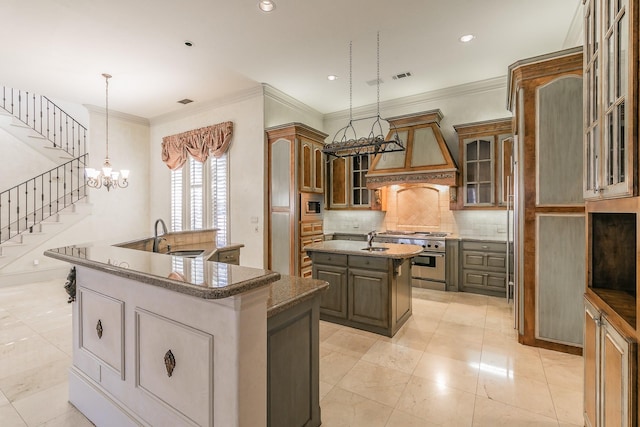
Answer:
xmin=267 ymin=299 xmax=320 ymax=427
xmin=315 ymin=264 xmax=348 ymax=319
xmin=330 ymin=157 xmax=348 ymax=207
xmin=584 ymin=302 xmax=599 ymax=427
xmin=348 ymin=254 xmax=388 ymax=271
xmin=348 ymin=268 xmax=389 ymax=328
xmin=453 ymin=119 xmax=512 ymax=209
xmin=78 ymin=288 xmax=124 ymax=377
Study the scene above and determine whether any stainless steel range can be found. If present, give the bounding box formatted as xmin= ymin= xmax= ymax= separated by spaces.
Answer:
xmin=376 ymin=231 xmax=448 ymax=290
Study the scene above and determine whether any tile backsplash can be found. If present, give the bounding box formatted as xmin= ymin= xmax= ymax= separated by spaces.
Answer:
xmin=324 ymin=185 xmax=510 ymax=239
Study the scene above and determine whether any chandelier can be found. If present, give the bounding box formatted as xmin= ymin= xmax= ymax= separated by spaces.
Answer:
xmin=322 ymin=32 xmax=404 ymax=158
xmin=85 ymin=73 xmax=129 ymax=191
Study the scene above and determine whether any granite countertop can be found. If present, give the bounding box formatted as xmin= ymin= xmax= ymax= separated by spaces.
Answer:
xmin=304 ymin=240 xmax=423 ymax=258
xmin=44 ymin=244 xmax=279 ymax=300
xmin=267 ymin=276 xmax=329 ymax=318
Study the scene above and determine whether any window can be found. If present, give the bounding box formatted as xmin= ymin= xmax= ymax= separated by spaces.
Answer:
xmin=171 ymin=153 xmax=229 ymax=246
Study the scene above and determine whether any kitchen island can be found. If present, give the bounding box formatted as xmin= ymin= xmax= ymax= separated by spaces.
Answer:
xmin=44 ymin=242 xmax=327 ymax=427
xmin=304 ymin=240 xmax=422 ymax=337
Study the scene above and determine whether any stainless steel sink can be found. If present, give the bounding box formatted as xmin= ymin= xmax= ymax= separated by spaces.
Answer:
xmin=361 ymin=246 xmax=389 ymax=252
xmin=166 ymin=250 xmax=205 ymax=258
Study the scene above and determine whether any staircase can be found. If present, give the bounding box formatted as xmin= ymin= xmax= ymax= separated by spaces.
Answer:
xmin=0 ymin=86 xmax=91 ymax=282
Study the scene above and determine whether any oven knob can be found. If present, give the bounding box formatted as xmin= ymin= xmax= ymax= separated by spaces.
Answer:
xmin=422 ymin=245 xmax=426 ymax=249
xmin=434 ymin=244 xmax=439 ymax=249
xmin=427 ymin=244 xmax=431 ymax=248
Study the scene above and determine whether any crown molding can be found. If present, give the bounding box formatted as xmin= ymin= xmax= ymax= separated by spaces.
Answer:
xmin=84 ymin=104 xmax=149 ymax=126
xmin=262 ymin=83 xmax=323 ymax=117
xmin=563 ymin=2 xmax=584 ymax=48
xmin=323 ymin=76 xmax=507 ymax=122
xmin=149 ymin=85 xmax=264 ymax=126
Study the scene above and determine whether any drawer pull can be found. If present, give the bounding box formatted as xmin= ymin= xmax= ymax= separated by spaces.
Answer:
xmin=482 ymin=245 xmax=489 ymax=249
xmin=164 ymin=350 xmax=176 ymax=377
xmin=96 ymin=319 xmax=103 ymax=339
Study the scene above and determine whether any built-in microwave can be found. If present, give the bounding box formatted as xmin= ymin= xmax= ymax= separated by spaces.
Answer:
xmin=300 ymin=193 xmax=323 ymax=221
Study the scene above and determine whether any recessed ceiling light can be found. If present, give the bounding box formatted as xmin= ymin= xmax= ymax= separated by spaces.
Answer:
xmin=184 ymin=41 xmax=193 ymax=47
xmin=258 ymin=1 xmax=275 ymax=12
xmin=459 ymin=34 xmax=475 ymax=43
xmin=327 ymin=75 xmax=338 ymax=81
xmin=177 ymin=99 xmax=193 ymax=105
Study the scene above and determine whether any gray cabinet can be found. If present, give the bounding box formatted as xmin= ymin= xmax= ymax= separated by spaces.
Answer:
xmin=267 ymin=295 xmax=321 ymax=427
xmin=460 ymin=240 xmax=506 ymax=297
xmin=210 ymin=247 xmax=240 ymax=265
xmin=311 ymin=252 xmax=411 ymax=337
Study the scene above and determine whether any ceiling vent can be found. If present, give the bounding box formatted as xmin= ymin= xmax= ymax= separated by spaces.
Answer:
xmin=392 ymin=72 xmax=412 ymax=80
xmin=177 ymin=98 xmax=194 ymax=105
xmin=366 ymin=78 xmax=384 ymax=86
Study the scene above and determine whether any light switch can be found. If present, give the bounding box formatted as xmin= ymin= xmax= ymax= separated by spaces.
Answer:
xmin=250 ymin=216 xmax=259 ymax=223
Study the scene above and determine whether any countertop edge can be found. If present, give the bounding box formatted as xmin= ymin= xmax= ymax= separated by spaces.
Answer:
xmin=44 ymin=249 xmax=280 ymax=299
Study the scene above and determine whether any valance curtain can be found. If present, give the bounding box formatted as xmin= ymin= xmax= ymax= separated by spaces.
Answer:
xmin=161 ymin=121 xmax=233 ymax=170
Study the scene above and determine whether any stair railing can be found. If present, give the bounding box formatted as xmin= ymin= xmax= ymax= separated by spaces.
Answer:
xmin=0 ymin=86 xmax=87 ymax=158
xmin=0 ymin=154 xmax=88 ymax=245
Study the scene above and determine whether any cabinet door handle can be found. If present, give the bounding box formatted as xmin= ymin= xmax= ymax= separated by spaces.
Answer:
xmin=595 ymin=317 xmax=602 ymax=327
xmin=164 ymin=350 xmax=176 ymax=377
xmin=482 ymin=245 xmax=489 ymax=249
xmin=96 ymin=319 xmax=103 ymax=339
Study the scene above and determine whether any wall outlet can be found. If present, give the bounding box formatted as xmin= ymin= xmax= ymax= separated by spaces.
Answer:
xmin=250 ymin=216 xmax=259 ymax=224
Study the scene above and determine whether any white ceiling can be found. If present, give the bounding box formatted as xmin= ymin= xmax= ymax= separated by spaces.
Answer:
xmin=1 ymin=0 xmax=582 ymax=120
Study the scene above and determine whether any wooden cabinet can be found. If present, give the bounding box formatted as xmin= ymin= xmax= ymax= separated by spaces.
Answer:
xmin=584 ymin=297 xmax=636 ymax=427
xmin=313 ymin=253 xmax=348 ymax=319
xmin=507 ymin=47 xmax=585 ymax=354
xmin=267 ymin=123 xmax=328 ymax=276
xmin=582 ymin=0 xmax=640 ymax=419
xmin=327 ymin=154 xmax=378 ymax=209
xmin=267 ymin=293 xmax=321 ymax=427
xmin=460 ymin=240 xmax=506 ymax=297
xmin=300 ymin=139 xmax=324 ymax=193
xmin=300 ymin=221 xmax=324 ymax=278
xmin=311 ymin=252 xmax=412 ymax=336
xmin=452 ymin=118 xmax=512 ymax=209
xmin=583 ymin=0 xmax=638 ymax=199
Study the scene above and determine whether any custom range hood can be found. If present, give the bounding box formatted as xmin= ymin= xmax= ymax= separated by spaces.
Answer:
xmin=365 ymin=110 xmax=458 ymax=188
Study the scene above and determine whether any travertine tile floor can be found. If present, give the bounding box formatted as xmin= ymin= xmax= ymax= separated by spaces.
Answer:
xmin=0 ymin=280 xmax=583 ymax=426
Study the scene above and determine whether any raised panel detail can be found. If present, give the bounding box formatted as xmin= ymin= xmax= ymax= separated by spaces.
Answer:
xmin=348 ymin=268 xmax=389 ymax=328
xmin=537 ymin=76 xmax=584 ymax=205
xmin=79 ymin=287 xmax=124 ymax=378
xmin=136 ymin=309 xmax=213 ymax=427
xmin=536 ymin=215 xmax=585 ymax=346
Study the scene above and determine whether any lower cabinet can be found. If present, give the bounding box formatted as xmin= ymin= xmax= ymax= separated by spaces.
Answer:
xmin=267 ymin=295 xmax=321 ymax=427
xmin=460 ymin=240 xmax=507 ymax=297
xmin=311 ymin=253 xmax=412 ymax=337
xmin=210 ymin=247 xmax=240 ymax=265
xmin=584 ymin=298 xmax=636 ymax=427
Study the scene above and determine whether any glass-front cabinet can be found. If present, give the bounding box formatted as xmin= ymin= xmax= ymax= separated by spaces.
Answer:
xmin=452 ymin=118 xmax=512 ymax=209
xmin=464 ymin=137 xmax=494 ymax=205
xmin=328 ymin=154 xmax=375 ymax=209
xmin=584 ymin=0 xmax=635 ymax=199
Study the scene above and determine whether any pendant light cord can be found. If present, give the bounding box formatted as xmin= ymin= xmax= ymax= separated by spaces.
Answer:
xmin=377 ymin=31 xmax=380 ymax=117
xmin=349 ymin=41 xmax=353 ymax=123
xmin=103 ymin=73 xmax=111 ymax=160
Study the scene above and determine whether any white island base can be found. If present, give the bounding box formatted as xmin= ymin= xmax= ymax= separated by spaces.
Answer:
xmin=69 ymin=266 xmax=269 ymax=427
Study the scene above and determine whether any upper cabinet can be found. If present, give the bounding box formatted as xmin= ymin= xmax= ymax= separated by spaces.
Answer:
xmin=452 ymin=118 xmax=513 ymax=209
xmin=584 ymin=0 xmax=638 ymax=199
xmin=327 ymin=154 xmax=378 ymax=209
xmin=300 ymin=138 xmax=325 ymax=193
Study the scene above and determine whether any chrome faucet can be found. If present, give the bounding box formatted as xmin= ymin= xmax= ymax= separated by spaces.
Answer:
xmin=367 ymin=230 xmax=377 ymax=248
xmin=153 ymin=219 xmax=169 ymax=253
